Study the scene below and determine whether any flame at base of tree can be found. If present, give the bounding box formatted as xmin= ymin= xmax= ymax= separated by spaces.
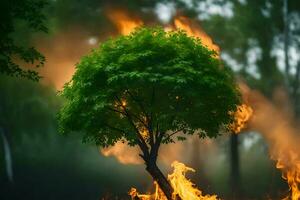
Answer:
xmin=129 ymin=182 xmax=166 ymax=200
xmin=129 ymin=161 xmax=219 ymax=200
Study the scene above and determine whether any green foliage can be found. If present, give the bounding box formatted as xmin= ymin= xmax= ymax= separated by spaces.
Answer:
xmin=58 ymin=27 xmax=241 ymax=147
xmin=0 ymin=0 xmax=48 ymax=81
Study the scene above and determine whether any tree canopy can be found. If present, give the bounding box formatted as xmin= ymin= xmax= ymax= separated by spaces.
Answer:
xmin=0 ymin=0 xmax=47 ymax=81
xmin=58 ymin=27 xmax=241 ymax=148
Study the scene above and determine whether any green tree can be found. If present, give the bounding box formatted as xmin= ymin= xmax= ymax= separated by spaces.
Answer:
xmin=0 ymin=0 xmax=47 ymax=81
xmin=58 ymin=27 xmax=241 ymax=199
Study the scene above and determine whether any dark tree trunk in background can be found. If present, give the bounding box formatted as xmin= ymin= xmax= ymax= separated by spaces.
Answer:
xmin=190 ymin=139 xmax=209 ymax=189
xmin=145 ymin=160 xmax=174 ymax=200
xmin=230 ymin=134 xmax=240 ymax=199
xmin=292 ymin=62 xmax=300 ymax=117
xmin=284 ymin=0 xmax=290 ymax=78
xmin=0 ymin=126 xmax=14 ymax=183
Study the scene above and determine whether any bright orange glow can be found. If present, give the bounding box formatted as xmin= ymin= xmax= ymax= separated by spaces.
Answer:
xmin=138 ymin=126 xmax=149 ymax=140
xmin=276 ymin=150 xmax=300 ymax=200
xmin=130 ymin=161 xmax=219 ymax=200
xmin=230 ymin=104 xmax=253 ymax=134
xmin=106 ymin=10 xmax=219 ymax=55
xmin=106 ymin=9 xmax=143 ymax=35
xmin=173 ymin=16 xmax=220 ymax=55
xmin=121 ymin=100 xmax=127 ymax=107
xmin=169 ymin=161 xmax=218 ymax=200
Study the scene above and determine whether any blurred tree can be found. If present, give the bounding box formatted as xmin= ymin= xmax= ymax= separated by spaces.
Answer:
xmin=58 ymin=27 xmax=241 ymax=200
xmin=46 ymin=0 xmax=201 ymax=36
xmin=0 ymin=0 xmax=47 ymax=81
xmin=0 ymin=75 xmax=60 ymax=183
xmin=0 ymin=0 xmax=48 ymax=184
xmin=202 ymin=0 xmax=300 ymax=104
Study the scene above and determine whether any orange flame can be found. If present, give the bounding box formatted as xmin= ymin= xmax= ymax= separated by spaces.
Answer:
xmin=129 ymin=161 xmax=219 ymax=200
xmin=244 ymin=85 xmax=300 ymax=200
xmin=129 ymin=182 xmax=166 ymax=200
xmin=106 ymin=9 xmax=143 ymax=35
xmin=173 ymin=16 xmax=220 ymax=55
xmin=230 ymin=104 xmax=253 ymax=134
xmin=106 ymin=10 xmax=219 ymax=55
xmin=276 ymin=150 xmax=300 ymax=200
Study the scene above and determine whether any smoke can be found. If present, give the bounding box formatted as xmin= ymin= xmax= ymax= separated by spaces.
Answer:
xmin=34 ymin=28 xmax=99 ymax=89
xmin=35 ymin=8 xmax=144 ymax=89
xmin=101 ymin=136 xmax=218 ymax=170
xmin=101 ymin=142 xmax=143 ymax=165
xmin=242 ymin=83 xmax=300 ymax=199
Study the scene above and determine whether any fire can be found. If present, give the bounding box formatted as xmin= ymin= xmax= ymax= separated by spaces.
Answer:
xmin=129 ymin=161 xmax=219 ymax=200
xmin=168 ymin=161 xmax=219 ymax=200
xmin=173 ymin=16 xmax=220 ymax=55
xmin=106 ymin=9 xmax=143 ymax=35
xmin=129 ymin=182 xmax=166 ymax=200
xmin=230 ymin=104 xmax=253 ymax=134
xmin=276 ymin=150 xmax=300 ymax=200
xmin=106 ymin=10 xmax=219 ymax=55
xmin=245 ymin=86 xmax=300 ymax=200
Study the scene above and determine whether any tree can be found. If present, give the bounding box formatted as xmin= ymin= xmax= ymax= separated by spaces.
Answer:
xmin=0 ymin=75 xmax=59 ymax=184
xmin=58 ymin=27 xmax=241 ymax=200
xmin=0 ymin=0 xmax=47 ymax=81
xmin=0 ymin=0 xmax=48 ymax=185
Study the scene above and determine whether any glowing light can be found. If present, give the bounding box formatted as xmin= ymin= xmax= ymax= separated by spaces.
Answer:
xmin=87 ymin=37 xmax=98 ymax=45
xmin=121 ymin=100 xmax=127 ymax=107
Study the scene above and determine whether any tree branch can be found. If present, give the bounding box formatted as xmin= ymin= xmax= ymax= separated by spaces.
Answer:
xmin=118 ymin=91 xmax=155 ymax=148
xmin=103 ymin=123 xmax=129 ymax=135
xmin=163 ymin=128 xmax=184 ymax=141
xmin=114 ymin=95 xmax=150 ymax=158
xmin=106 ymin=107 xmax=126 ymax=116
xmin=127 ymin=90 xmax=149 ymax=120
xmin=148 ymin=86 xmax=156 ymax=146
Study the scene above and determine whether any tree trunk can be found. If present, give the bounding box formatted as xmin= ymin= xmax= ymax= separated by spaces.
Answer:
xmin=145 ymin=160 xmax=175 ymax=200
xmin=0 ymin=127 xmax=13 ymax=183
xmin=230 ymin=133 xmax=240 ymax=199
xmin=283 ymin=0 xmax=290 ymax=78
